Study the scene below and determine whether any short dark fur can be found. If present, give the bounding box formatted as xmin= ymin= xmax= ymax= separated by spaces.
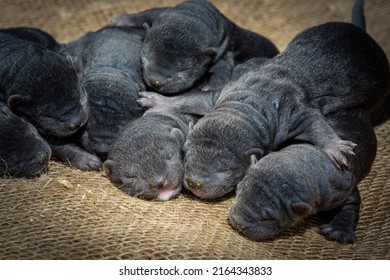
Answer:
xmin=0 ymin=105 xmax=51 ymax=178
xmin=140 ymin=18 xmax=389 ymax=199
xmin=62 ymin=26 xmax=146 ymax=159
xmin=0 ymin=27 xmax=60 ymax=51
xmin=113 ymin=0 xmax=279 ymax=94
xmin=0 ymin=28 xmax=88 ymax=138
xmin=229 ymin=108 xmax=376 ymax=244
xmin=104 ymin=113 xmax=196 ymax=201
xmin=109 ymin=7 xmax=169 ymax=29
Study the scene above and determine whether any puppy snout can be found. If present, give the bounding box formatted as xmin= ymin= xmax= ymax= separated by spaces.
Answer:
xmin=149 ymin=79 xmax=165 ymax=90
xmin=185 ymin=178 xmax=204 ymax=190
xmin=38 ymin=150 xmax=51 ymax=165
xmin=68 ymin=123 xmax=81 ymax=132
xmin=149 ymin=177 xmax=168 ymax=189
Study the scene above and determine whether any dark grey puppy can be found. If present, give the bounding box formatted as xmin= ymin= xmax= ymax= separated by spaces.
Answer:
xmin=0 ymin=105 xmax=51 ymax=178
xmin=137 ymin=56 xmax=268 ymax=116
xmin=111 ymin=0 xmax=279 ymax=94
xmin=184 ymin=20 xmax=388 ymax=199
xmin=0 ymin=27 xmax=60 ymax=51
xmin=109 ymin=7 xmax=169 ymax=28
xmin=139 ymin=7 xmax=389 ymax=199
xmin=62 ymin=26 xmax=146 ymax=160
xmin=229 ymin=108 xmax=377 ymax=244
xmin=0 ymin=29 xmax=88 ymax=138
xmin=104 ymin=113 xmax=196 ymax=201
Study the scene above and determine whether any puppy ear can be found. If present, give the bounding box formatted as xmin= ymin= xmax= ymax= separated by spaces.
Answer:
xmin=171 ymin=128 xmax=185 ymax=145
xmin=250 ymin=154 xmax=258 ymax=166
xmin=103 ymin=160 xmax=114 ymax=177
xmin=203 ymin=47 xmax=218 ymax=61
xmin=188 ymin=121 xmax=194 ymax=132
xmin=244 ymin=148 xmax=263 ymax=160
xmin=291 ymin=202 xmax=313 ymax=217
xmin=204 ymin=37 xmax=229 ymax=62
xmin=143 ymin=22 xmax=151 ymax=32
xmin=7 ymin=95 xmax=26 ymax=110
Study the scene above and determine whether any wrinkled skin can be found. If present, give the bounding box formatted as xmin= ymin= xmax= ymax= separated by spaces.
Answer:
xmin=111 ymin=0 xmax=278 ymax=94
xmin=139 ymin=22 xmax=389 ymax=199
xmin=229 ymin=108 xmax=377 ymax=244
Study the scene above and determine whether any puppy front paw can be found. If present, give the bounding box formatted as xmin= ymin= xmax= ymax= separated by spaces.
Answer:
xmin=137 ymin=91 xmax=171 ymax=114
xmin=324 ymin=140 xmax=357 ymax=169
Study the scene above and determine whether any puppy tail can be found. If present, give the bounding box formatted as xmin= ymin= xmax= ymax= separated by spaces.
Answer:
xmin=351 ymin=0 xmax=366 ymax=31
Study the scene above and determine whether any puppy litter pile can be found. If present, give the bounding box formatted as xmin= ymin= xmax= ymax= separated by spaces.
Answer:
xmin=0 ymin=0 xmax=389 ymax=259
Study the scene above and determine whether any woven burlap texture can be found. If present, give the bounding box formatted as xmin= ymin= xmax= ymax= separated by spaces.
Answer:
xmin=0 ymin=0 xmax=389 ymax=259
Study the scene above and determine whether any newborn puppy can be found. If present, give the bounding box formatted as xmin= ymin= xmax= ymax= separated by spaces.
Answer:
xmin=109 ymin=7 xmax=169 ymax=28
xmin=137 ymin=56 xmax=268 ymax=116
xmin=140 ymin=3 xmax=389 ymax=199
xmin=0 ymin=27 xmax=60 ymax=51
xmin=62 ymin=26 xmax=146 ymax=159
xmin=0 ymin=29 xmax=88 ymax=138
xmin=0 ymin=106 xmax=51 ymax=178
xmin=104 ymin=113 xmax=196 ymax=201
xmin=229 ymin=108 xmax=377 ymax=244
xmin=114 ymin=0 xmax=279 ymax=94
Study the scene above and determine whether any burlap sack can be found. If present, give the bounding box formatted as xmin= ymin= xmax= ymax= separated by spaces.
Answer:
xmin=0 ymin=0 xmax=389 ymax=259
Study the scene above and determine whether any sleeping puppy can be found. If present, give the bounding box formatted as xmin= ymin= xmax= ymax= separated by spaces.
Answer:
xmin=0 ymin=29 xmax=88 ymax=138
xmin=109 ymin=7 xmax=169 ymax=29
xmin=110 ymin=0 xmax=279 ymax=94
xmin=229 ymin=108 xmax=377 ymax=244
xmin=138 ymin=0 xmax=389 ymax=199
xmin=0 ymin=105 xmax=51 ymax=178
xmin=0 ymin=27 xmax=60 ymax=51
xmin=104 ymin=112 xmax=196 ymax=201
xmin=62 ymin=26 xmax=146 ymax=160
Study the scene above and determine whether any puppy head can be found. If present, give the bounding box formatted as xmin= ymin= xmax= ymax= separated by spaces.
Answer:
xmin=228 ymin=155 xmax=313 ymax=241
xmin=7 ymin=51 xmax=88 ymax=137
xmin=104 ymin=127 xmax=185 ymax=201
xmin=183 ymin=143 xmax=243 ymax=199
xmin=183 ymin=117 xmax=252 ymax=200
xmin=183 ymin=115 xmax=261 ymax=199
xmin=141 ymin=23 xmax=217 ymax=94
xmin=0 ymin=107 xmax=51 ymax=178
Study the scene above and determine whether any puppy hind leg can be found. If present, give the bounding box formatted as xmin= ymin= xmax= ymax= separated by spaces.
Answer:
xmin=318 ymin=185 xmax=361 ymax=244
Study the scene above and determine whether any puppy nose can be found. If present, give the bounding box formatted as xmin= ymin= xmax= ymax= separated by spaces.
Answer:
xmin=38 ymin=150 xmax=51 ymax=165
xmin=185 ymin=178 xmax=204 ymax=190
xmin=149 ymin=181 xmax=164 ymax=189
xmin=149 ymin=79 xmax=165 ymax=90
xmin=149 ymin=177 xmax=168 ymax=189
xmin=68 ymin=123 xmax=81 ymax=132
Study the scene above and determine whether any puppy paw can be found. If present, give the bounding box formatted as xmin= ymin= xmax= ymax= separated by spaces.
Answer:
xmin=67 ymin=154 xmax=103 ymax=171
xmin=137 ymin=91 xmax=170 ymax=114
xmin=319 ymin=223 xmax=357 ymax=244
xmin=324 ymin=140 xmax=357 ymax=169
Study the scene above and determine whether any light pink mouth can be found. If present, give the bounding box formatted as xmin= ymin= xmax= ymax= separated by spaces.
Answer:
xmin=156 ymin=187 xmax=181 ymax=201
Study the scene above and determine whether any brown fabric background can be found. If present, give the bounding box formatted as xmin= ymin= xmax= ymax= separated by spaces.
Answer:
xmin=0 ymin=0 xmax=389 ymax=259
